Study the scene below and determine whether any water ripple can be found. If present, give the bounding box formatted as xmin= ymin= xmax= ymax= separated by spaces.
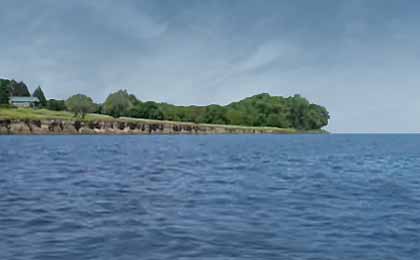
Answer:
xmin=1 ymin=134 xmax=420 ymax=259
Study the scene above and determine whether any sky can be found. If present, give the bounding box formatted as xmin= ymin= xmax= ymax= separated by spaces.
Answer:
xmin=1 ymin=0 xmax=420 ymax=133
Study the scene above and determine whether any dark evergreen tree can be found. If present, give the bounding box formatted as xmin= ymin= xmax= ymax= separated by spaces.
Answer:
xmin=8 ymin=80 xmax=30 ymax=96
xmin=0 ymin=80 xmax=10 ymax=105
xmin=32 ymin=86 xmax=47 ymax=107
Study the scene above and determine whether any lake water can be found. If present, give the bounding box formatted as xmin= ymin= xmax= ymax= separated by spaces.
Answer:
xmin=1 ymin=135 xmax=420 ymax=259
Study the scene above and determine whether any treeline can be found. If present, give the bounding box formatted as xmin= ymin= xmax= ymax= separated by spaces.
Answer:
xmin=1 ymin=78 xmax=67 ymax=111
xmin=100 ymin=90 xmax=329 ymax=130
xmin=0 ymin=78 xmax=329 ymax=130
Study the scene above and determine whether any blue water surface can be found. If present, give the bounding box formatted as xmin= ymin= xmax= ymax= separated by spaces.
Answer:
xmin=1 ymin=134 xmax=420 ymax=259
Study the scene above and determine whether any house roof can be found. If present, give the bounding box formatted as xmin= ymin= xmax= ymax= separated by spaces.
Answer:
xmin=10 ymin=96 xmax=40 ymax=102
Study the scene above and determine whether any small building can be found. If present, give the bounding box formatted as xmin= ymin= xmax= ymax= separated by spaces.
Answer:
xmin=9 ymin=96 xmax=40 ymax=108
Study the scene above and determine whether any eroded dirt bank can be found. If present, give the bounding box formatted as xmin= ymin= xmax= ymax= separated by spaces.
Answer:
xmin=0 ymin=119 xmax=295 ymax=135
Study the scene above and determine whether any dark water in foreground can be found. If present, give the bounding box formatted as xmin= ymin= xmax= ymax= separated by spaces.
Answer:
xmin=1 ymin=135 xmax=420 ymax=260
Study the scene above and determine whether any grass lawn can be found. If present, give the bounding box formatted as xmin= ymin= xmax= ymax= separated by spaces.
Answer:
xmin=0 ymin=108 xmax=318 ymax=134
xmin=0 ymin=108 xmax=112 ymax=121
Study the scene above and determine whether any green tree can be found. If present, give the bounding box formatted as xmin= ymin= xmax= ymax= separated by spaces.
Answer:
xmin=0 ymin=81 xmax=10 ymax=105
xmin=287 ymin=94 xmax=311 ymax=130
xmin=102 ymin=90 xmax=134 ymax=118
xmin=152 ymin=92 xmax=329 ymax=130
xmin=303 ymin=104 xmax=330 ymax=130
xmin=199 ymin=105 xmax=228 ymax=124
xmin=225 ymin=110 xmax=244 ymax=125
xmin=128 ymin=94 xmax=140 ymax=106
xmin=47 ymin=99 xmax=66 ymax=111
xmin=65 ymin=94 xmax=96 ymax=118
xmin=32 ymin=86 xmax=47 ymax=107
xmin=266 ymin=114 xmax=290 ymax=128
xmin=8 ymin=80 xmax=31 ymax=96
xmin=129 ymin=101 xmax=164 ymax=120
xmin=94 ymin=103 xmax=103 ymax=114
xmin=159 ymin=103 xmax=182 ymax=121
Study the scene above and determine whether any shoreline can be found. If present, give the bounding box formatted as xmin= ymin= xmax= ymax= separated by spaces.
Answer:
xmin=0 ymin=118 xmax=323 ymax=135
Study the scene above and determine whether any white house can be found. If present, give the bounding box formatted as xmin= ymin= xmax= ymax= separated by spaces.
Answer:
xmin=9 ymin=96 xmax=40 ymax=108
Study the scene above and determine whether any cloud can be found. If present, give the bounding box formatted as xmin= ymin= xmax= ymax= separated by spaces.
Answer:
xmin=83 ymin=1 xmax=168 ymax=39
xmin=1 ymin=0 xmax=420 ymax=132
xmin=236 ymin=41 xmax=299 ymax=72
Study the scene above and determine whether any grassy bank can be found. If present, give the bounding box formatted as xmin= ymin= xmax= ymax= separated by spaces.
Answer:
xmin=0 ymin=107 xmax=326 ymax=134
xmin=0 ymin=108 xmax=112 ymax=121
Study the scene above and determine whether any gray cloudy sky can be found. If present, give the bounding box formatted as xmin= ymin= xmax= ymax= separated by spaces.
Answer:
xmin=1 ymin=0 xmax=419 ymax=133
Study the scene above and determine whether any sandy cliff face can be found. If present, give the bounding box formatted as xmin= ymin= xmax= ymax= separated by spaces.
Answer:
xmin=0 ymin=119 xmax=291 ymax=135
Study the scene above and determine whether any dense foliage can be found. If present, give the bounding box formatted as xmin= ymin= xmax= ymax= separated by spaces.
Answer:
xmin=0 ymin=79 xmax=31 ymax=96
xmin=0 ymin=77 xmax=330 ymax=130
xmin=102 ymin=90 xmax=135 ymax=118
xmin=65 ymin=94 xmax=96 ymax=118
xmin=0 ymin=80 xmax=10 ymax=105
xmin=32 ymin=86 xmax=47 ymax=107
xmin=104 ymin=92 xmax=329 ymax=130
xmin=47 ymin=99 xmax=67 ymax=111
xmin=129 ymin=101 xmax=164 ymax=120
